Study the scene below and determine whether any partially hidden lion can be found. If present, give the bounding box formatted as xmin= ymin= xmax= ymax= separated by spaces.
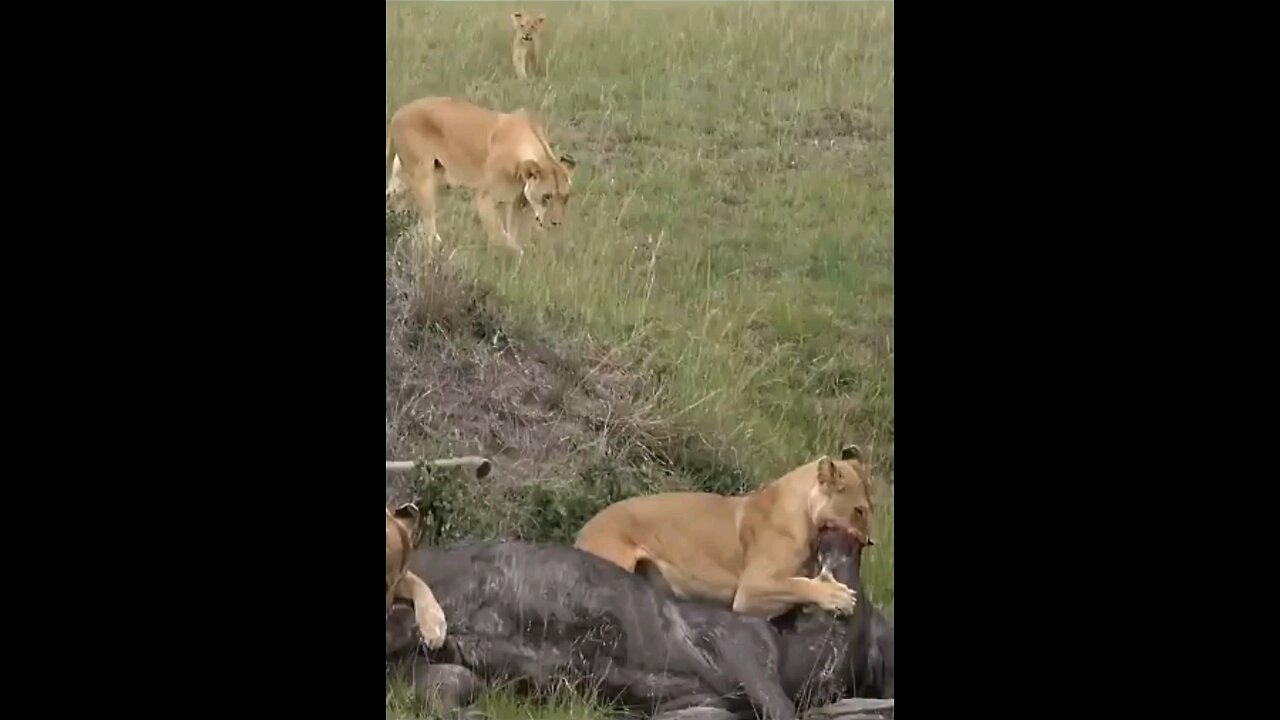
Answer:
xmin=574 ymin=444 xmax=876 ymax=619
xmin=385 ymin=96 xmax=575 ymax=254
xmin=510 ymin=10 xmax=545 ymax=79
xmin=386 ymin=502 xmax=446 ymax=650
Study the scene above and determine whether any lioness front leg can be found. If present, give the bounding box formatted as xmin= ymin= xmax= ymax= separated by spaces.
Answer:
xmin=475 ymin=193 xmax=522 ymax=253
xmin=508 ymin=200 xmax=535 ymax=248
xmin=394 ymin=571 xmax=447 ymax=650
xmin=513 ymin=49 xmax=528 ymax=79
xmin=732 ymin=574 xmax=856 ymax=619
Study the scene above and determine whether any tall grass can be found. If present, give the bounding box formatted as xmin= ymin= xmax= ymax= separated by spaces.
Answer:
xmin=387 ymin=3 xmax=893 ymax=716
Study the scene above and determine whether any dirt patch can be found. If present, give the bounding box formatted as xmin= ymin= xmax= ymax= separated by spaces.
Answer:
xmin=386 ymin=230 xmax=610 ymax=497
xmin=385 ymin=215 xmax=752 ymax=542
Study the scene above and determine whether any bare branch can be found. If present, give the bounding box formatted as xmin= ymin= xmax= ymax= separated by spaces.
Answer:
xmin=386 ymin=456 xmax=494 ymax=479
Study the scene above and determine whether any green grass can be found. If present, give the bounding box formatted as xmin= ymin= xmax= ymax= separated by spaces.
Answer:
xmin=388 ymin=674 xmax=619 ymax=719
xmin=387 ymin=3 xmax=893 ymax=717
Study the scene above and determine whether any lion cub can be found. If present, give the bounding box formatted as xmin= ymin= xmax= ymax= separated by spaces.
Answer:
xmin=510 ymin=10 xmax=545 ymax=79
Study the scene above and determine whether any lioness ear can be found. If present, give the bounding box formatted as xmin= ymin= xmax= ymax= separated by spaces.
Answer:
xmin=516 ymin=159 xmax=542 ymax=182
xmin=558 ymin=153 xmax=577 ymax=171
xmin=511 ymin=11 xmax=523 ymax=28
xmin=840 ymin=444 xmax=863 ymax=462
xmin=392 ymin=502 xmax=420 ymax=534
xmin=817 ymin=455 xmax=836 ymax=487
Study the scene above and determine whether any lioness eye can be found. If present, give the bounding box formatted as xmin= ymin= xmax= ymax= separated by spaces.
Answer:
xmin=543 ymin=194 xmax=552 ymax=202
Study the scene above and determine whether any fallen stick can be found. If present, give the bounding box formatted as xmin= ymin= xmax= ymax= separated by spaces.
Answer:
xmin=386 ymin=456 xmax=493 ymax=479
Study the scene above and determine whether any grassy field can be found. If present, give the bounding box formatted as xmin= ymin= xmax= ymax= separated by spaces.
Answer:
xmin=386 ymin=2 xmax=893 ymax=717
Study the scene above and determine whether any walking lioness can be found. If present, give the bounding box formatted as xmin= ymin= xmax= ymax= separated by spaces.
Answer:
xmin=386 ymin=502 xmax=447 ymax=650
xmin=575 ymin=445 xmax=876 ymax=619
xmin=385 ymin=96 xmax=575 ymax=254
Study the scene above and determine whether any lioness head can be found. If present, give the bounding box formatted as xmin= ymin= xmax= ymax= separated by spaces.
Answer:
xmin=511 ymin=10 xmax=545 ymax=43
xmin=385 ymin=502 xmax=420 ymax=613
xmin=807 ymin=444 xmax=876 ymax=546
xmin=516 ymin=155 xmax=575 ymax=230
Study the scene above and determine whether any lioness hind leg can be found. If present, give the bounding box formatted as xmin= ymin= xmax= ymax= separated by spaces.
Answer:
xmin=386 ymin=155 xmax=414 ymax=213
xmin=387 ymin=155 xmax=406 ymax=196
xmin=408 ymin=162 xmax=443 ymax=245
xmin=635 ymin=559 xmax=676 ymax=596
xmin=433 ymin=159 xmax=457 ymax=190
xmin=574 ymin=532 xmax=643 ymax=573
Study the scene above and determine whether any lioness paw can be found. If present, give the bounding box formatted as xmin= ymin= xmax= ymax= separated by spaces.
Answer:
xmin=815 ymin=577 xmax=857 ymax=615
xmin=418 ymin=611 xmax=447 ymax=650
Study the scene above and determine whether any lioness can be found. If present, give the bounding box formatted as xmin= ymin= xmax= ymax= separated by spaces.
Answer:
xmin=385 ymin=96 xmax=575 ymax=254
xmin=575 ymin=445 xmax=875 ymax=619
xmin=510 ymin=10 xmax=545 ymax=79
xmin=386 ymin=502 xmax=446 ymax=650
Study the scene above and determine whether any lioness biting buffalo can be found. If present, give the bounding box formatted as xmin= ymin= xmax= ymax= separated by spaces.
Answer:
xmin=576 ymin=445 xmax=876 ymax=619
xmin=386 ymin=527 xmax=892 ymax=718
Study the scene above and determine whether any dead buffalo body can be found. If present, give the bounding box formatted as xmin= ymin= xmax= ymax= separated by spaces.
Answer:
xmin=386 ymin=529 xmax=892 ymax=719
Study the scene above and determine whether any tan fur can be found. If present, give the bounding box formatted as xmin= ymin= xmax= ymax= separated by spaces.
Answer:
xmin=385 ymin=96 xmax=575 ymax=254
xmin=386 ymin=502 xmax=446 ymax=650
xmin=510 ymin=10 xmax=545 ymax=79
xmin=574 ymin=445 xmax=876 ymax=620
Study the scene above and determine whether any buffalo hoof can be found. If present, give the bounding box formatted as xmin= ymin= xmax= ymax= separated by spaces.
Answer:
xmin=413 ymin=662 xmax=484 ymax=711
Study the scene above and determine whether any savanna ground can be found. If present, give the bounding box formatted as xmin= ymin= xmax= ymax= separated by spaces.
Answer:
xmin=386 ymin=3 xmax=893 ymax=717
